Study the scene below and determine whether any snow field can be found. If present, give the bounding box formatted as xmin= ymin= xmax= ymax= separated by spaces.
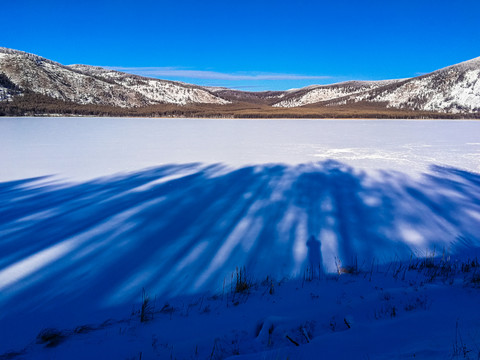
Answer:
xmin=1 ymin=118 xmax=479 ymax=359
xmin=1 ymin=161 xmax=479 ymax=358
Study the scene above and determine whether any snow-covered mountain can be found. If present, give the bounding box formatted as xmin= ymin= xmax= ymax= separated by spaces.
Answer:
xmin=347 ymin=57 xmax=480 ymax=113
xmin=0 ymin=48 xmax=229 ymax=107
xmin=1 ymin=47 xmax=479 ymax=114
xmin=273 ymin=80 xmax=403 ymax=108
xmin=273 ymin=58 xmax=480 ymax=113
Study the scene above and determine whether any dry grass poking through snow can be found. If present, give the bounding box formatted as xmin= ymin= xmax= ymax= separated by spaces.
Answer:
xmin=3 ymin=252 xmax=480 ymax=359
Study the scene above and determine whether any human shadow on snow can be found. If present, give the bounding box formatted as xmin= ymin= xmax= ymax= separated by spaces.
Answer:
xmin=0 ymin=161 xmax=479 ymax=337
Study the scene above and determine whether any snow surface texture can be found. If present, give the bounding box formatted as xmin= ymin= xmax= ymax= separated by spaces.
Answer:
xmin=0 ymin=48 xmax=229 ymax=107
xmin=1 ymin=118 xmax=479 ymax=182
xmin=1 ymin=118 xmax=480 ymax=359
xmin=1 ymin=162 xmax=480 ymax=359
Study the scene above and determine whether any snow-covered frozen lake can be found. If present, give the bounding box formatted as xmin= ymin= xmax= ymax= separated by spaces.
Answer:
xmin=1 ymin=117 xmax=479 ymax=181
xmin=1 ymin=117 xmax=480 ymax=359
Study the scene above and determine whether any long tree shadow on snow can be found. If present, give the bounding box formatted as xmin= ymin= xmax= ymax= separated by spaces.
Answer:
xmin=0 ymin=161 xmax=479 ymax=341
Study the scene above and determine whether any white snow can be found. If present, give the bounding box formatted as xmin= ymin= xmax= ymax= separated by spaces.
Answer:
xmin=66 ymin=64 xmax=230 ymax=106
xmin=273 ymin=80 xmax=403 ymax=108
xmin=2 ymin=117 xmax=480 ymax=182
xmin=0 ymin=50 xmax=230 ymax=107
xmin=1 ymin=118 xmax=480 ymax=359
xmin=2 ymin=47 xmax=480 ymax=113
xmin=273 ymin=57 xmax=480 ymax=113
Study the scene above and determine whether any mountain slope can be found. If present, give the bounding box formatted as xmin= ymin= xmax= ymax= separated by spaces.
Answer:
xmin=0 ymin=47 xmax=479 ymax=115
xmin=67 ymin=64 xmax=230 ymax=106
xmin=274 ymin=58 xmax=480 ymax=113
xmin=205 ymin=87 xmax=286 ymax=105
xmin=272 ymin=80 xmax=404 ymax=108
xmin=348 ymin=57 xmax=480 ymax=113
xmin=0 ymin=48 xmax=229 ymax=107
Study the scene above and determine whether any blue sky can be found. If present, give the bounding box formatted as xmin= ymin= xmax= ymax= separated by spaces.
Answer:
xmin=3 ymin=0 xmax=480 ymax=90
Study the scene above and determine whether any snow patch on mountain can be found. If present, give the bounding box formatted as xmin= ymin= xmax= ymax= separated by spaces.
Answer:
xmin=0 ymin=48 xmax=229 ymax=107
xmin=349 ymin=58 xmax=480 ymax=113
xmin=68 ymin=64 xmax=229 ymax=106
xmin=273 ymin=80 xmax=403 ymax=108
xmin=275 ymin=57 xmax=480 ymax=113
